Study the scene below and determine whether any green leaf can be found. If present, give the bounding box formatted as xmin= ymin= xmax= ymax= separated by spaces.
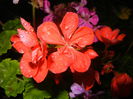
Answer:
xmin=56 ymin=90 xmax=69 ymax=99
xmin=2 ymin=18 xmax=22 ymax=30
xmin=0 ymin=30 xmax=17 ymax=55
xmin=23 ymin=86 xmax=51 ymax=99
xmin=0 ymin=59 xmax=25 ymax=97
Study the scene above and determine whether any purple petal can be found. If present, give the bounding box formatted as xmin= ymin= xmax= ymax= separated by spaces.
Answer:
xmin=69 ymin=92 xmax=76 ymax=98
xmin=70 ymin=83 xmax=85 ymax=95
xmin=89 ymin=15 xmax=99 ymax=25
xmin=70 ymin=2 xmax=80 ymax=11
xmin=43 ymin=0 xmax=51 ymax=13
xmin=80 ymin=0 xmax=87 ymax=6
xmin=78 ymin=7 xmax=90 ymax=18
xmin=89 ymin=10 xmax=96 ymax=16
xmin=43 ymin=13 xmax=54 ymax=22
xmin=79 ymin=18 xmax=93 ymax=28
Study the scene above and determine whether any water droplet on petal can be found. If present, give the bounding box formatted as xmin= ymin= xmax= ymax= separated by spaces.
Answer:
xmin=65 ymin=26 xmax=69 ymax=30
xmin=19 ymin=34 xmax=24 ymax=38
xmin=24 ymin=23 xmax=27 ymax=26
xmin=47 ymin=32 xmax=50 ymax=35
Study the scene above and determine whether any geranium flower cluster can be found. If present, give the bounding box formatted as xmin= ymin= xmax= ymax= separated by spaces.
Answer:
xmin=11 ymin=12 xmax=98 ymax=83
xmin=10 ymin=0 xmax=133 ymax=99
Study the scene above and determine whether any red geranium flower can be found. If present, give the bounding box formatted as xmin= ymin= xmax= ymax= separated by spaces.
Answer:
xmin=37 ymin=12 xmax=95 ymax=73
xmin=73 ymin=68 xmax=101 ymax=90
xmin=111 ymin=72 xmax=133 ymax=97
xmin=95 ymin=26 xmax=126 ymax=46
xmin=11 ymin=18 xmax=48 ymax=83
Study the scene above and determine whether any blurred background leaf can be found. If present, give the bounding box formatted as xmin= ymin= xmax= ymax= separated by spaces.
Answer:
xmin=0 ymin=59 xmax=25 ymax=97
xmin=0 ymin=30 xmax=16 ymax=56
xmin=56 ymin=90 xmax=69 ymax=99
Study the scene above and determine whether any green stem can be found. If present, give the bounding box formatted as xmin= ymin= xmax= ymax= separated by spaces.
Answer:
xmin=125 ymin=41 xmax=133 ymax=54
xmin=32 ymin=0 xmax=36 ymax=29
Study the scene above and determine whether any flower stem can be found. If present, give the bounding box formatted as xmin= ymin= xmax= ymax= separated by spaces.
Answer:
xmin=125 ymin=41 xmax=133 ymax=54
xmin=32 ymin=0 xmax=36 ymax=29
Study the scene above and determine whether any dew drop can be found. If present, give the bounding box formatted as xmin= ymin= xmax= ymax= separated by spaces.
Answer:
xmin=24 ymin=23 xmax=28 ymax=26
xmin=47 ymin=32 xmax=50 ymax=35
xmin=65 ymin=26 xmax=69 ymax=30
xmin=19 ymin=34 xmax=24 ymax=38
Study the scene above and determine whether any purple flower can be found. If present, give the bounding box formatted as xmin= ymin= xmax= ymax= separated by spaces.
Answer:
xmin=89 ymin=15 xmax=99 ymax=25
xmin=43 ymin=0 xmax=51 ymax=13
xmin=78 ymin=8 xmax=99 ymax=29
xmin=80 ymin=0 xmax=87 ymax=7
xmin=78 ymin=7 xmax=90 ymax=18
xmin=69 ymin=83 xmax=104 ymax=99
xmin=79 ymin=18 xmax=93 ymax=28
xmin=69 ymin=83 xmax=88 ymax=98
xmin=71 ymin=83 xmax=85 ymax=95
xmin=43 ymin=13 xmax=54 ymax=22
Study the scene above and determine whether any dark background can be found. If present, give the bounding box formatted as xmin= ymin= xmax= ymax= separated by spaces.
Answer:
xmin=0 ymin=0 xmax=133 ymax=99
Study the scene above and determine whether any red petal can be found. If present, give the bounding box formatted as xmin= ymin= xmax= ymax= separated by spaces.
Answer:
xmin=117 ymin=33 xmax=126 ymax=41
xmin=111 ymin=29 xmax=119 ymax=40
xmin=84 ymin=49 xmax=98 ymax=59
xmin=20 ymin=52 xmax=38 ymax=78
xmin=20 ymin=18 xmax=35 ymax=33
xmin=12 ymin=41 xmax=30 ymax=53
xmin=60 ymin=12 xmax=79 ymax=39
xmin=48 ymin=47 xmax=72 ymax=73
xmin=37 ymin=22 xmax=66 ymax=45
xmin=11 ymin=34 xmax=30 ymax=53
xmin=10 ymin=34 xmax=20 ymax=43
xmin=70 ymin=48 xmax=91 ymax=72
xmin=33 ymin=58 xmax=48 ymax=83
xmin=31 ymin=45 xmax=43 ymax=63
xmin=95 ymin=29 xmax=103 ymax=42
xmin=94 ymin=71 xmax=101 ymax=85
xmin=70 ymin=27 xmax=94 ymax=47
xmin=18 ymin=29 xmax=39 ymax=47
xmin=101 ymin=26 xmax=112 ymax=40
